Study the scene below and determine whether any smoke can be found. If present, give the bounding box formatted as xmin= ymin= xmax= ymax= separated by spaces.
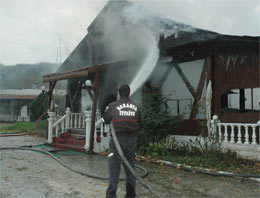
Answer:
xmin=96 ymin=2 xmax=161 ymax=96
xmin=96 ymin=1 xmax=198 ymax=98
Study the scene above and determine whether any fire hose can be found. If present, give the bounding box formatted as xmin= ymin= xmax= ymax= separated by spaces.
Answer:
xmin=1 ymin=121 xmax=259 ymax=197
xmin=109 ymin=123 xmax=161 ymax=197
xmin=0 ymin=119 xmax=160 ymax=197
xmin=95 ymin=117 xmax=160 ymax=197
xmin=0 ymin=146 xmax=148 ymax=180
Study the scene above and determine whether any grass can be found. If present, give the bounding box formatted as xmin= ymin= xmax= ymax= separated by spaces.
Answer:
xmin=166 ymin=153 xmax=260 ymax=175
xmin=138 ymin=149 xmax=260 ymax=175
xmin=0 ymin=120 xmax=47 ymax=137
xmin=0 ymin=122 xmax=35 ymax=133
xmin=2 ymin=122 xmax=259 ymax=175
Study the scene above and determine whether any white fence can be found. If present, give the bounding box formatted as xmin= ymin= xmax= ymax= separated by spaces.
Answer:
xmin=47 ymin=107 xmax=110 ymax=152
xmin=171 ymin=116 xmax=260 ymax=161
xmin=212 ymin=115 xmax=260 ymax=145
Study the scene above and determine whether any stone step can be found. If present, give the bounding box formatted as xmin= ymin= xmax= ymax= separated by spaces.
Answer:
xmin=53 ymin=136 xmax=85 ymax=146
xmin=69 ymin=128 xmax=86 ymax=135
xmin=70 ymin=134 xmax=85 ymax=140
xmin=49 ymin=143 xmax=85 ymax=153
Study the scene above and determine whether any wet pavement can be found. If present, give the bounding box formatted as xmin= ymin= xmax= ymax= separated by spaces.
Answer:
xmin=0 ymin=134 xmax=260 ymax=198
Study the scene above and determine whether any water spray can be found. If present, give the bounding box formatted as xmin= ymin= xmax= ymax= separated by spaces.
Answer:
xmin=129 ymin=31 xmax=159 ymax=96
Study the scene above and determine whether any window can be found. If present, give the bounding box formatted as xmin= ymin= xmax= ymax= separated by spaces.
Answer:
xmin=221 ymin=88 xmax=260 ymax=113
xmin=0 ymin=100 xmax=11 ymax=114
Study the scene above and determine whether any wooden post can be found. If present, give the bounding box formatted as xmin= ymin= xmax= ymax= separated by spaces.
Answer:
xmin=48 ymin=81 xmax=57 ymax=109
xmin=251 ymin=88 xmax=254 ymax=110
xmin=68 ymin=89 xmax=74 ymax=112
xmin=189 ymin=58 xmax=211 ymax=120
xmin=47 ymin=81 xmax=56 ymax=139
xmin=89 ymin=73 xmax=99 ymax=153
xmin=239 ymin=89 xmax=245 ymax=110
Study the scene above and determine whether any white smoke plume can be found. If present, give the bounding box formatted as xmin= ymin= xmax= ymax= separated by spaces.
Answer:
xmin=97 ymin=1 xmax=197 ymax=97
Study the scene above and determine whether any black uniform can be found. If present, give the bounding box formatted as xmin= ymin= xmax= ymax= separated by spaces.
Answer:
xmin=103 ymin=96 xmax=141 ymax=198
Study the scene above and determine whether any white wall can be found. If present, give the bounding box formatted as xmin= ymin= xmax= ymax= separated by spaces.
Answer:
xmin=150 ymin=59 xmax=206 ymax=119
xmin=0 ymin=114 xmax=13 ymax=122
xmin=97 ymin=59 xmax=207 ymax=119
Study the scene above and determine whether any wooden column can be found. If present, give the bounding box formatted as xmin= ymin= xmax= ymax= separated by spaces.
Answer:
xmin=189 ymin=57 xmax=211 ymax=120
xmin=206 ymin=56 xmax=212 ymax=86
xmin=47 ymin=80 xmax=56 ymax=139
xmin=48 ymin=81 xmax=57 ymax=110
xmin=89 ymin=73 xmax=99 ymax=153
xmin=239 ymin=89 xmax=245 ymax=110
xmin=251 ymin=88 xmax=254 ymax=110
xmin=68 ymin=82 xmax=81 ymax=112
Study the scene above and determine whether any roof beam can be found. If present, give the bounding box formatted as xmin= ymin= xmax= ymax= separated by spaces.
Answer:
xmin=189 ymin=57 xmax=211 ymax=119
xmin=172 ymin=62 xmax=196 ymax=98
xmin=43 ymin=62 xmax=127 ymax=83
xmin=43 ymin=69 xmax=89 ymax=83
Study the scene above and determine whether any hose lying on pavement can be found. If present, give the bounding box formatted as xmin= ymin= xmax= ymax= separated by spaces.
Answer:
xmin=110 ymin=124 xmax=161 ymax=198
xmin=0 ymin=132 xmax=33 ymax=137
xmin=0 ymin=146 xmax=148 ymax=181
xmin=158 ymin=160 xmax=260 ymax=178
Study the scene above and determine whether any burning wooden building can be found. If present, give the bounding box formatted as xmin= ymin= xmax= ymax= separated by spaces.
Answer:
xmin=43 ymin=0 xmax=259 ymax=156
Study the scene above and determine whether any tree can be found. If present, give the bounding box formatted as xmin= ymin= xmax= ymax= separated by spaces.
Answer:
xmin=30 ymin=92 xmax=48 ymax=121
xmin=137 ymin=82 xmax=182 ymax=147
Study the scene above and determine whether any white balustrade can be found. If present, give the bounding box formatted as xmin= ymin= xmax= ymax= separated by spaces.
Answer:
xmin=224 ymin=125 xmax=228 ymax=142
xmin=237 ymin=125 xmax=242 ymax=144
xmin=47 ymin=107 xmax=110 ymax=152
xmin=47 ymin=111 xmax=55 ymax=143
xmin=65 ymin=107 xmax=71 ymax=129
xmin=252 ymin=126 xmax=256 ymax=145
xmin=84 ymin=111 xmax=92 ymax=150
xmin=244 ymin=125 xmax=249 ymax=144
xmin=230 ymin=125 xmax=235 ymax=143
xmin=212 ymin=115 xmax=260 ymax=145
xmin=218 ymin=124 xmax=223 ymax=141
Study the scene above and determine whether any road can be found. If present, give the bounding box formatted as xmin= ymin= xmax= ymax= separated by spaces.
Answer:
xmin=0 ymin=134 xmax=259 ymax=198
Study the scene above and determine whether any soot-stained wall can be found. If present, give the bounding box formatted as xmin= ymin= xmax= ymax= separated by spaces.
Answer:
xmin=213 ymin=46 xmax=259 ymax=123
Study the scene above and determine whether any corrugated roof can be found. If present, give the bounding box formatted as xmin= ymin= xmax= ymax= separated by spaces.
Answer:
xmin=0 ymin=95 xmax=37 ymax=100
xmin=0 ymin=89 xmax=66 ymax=100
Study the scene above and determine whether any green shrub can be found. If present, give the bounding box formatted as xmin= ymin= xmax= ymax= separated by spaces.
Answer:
xmin=30 ymin=92 xmax=48 ymax=120
xmin=137 ymin=82 xmax=182 ymax=150
xmin=34 ymin=119 xmax=48 ymax=137
xmin=144 ymin=140 xmax=171 ymax=157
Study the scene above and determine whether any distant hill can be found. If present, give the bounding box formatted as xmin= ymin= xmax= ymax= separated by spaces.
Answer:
xmin=0 ymin=62 xmax=60 ymax=89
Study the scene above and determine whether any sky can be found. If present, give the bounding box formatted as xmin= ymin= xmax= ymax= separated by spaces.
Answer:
xmin=0 ymin=0 xmax=259 ymax=66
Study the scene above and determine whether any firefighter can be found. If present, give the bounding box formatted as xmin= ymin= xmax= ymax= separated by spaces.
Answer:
xmin=103 ymin=84 xmax=141 ymax=198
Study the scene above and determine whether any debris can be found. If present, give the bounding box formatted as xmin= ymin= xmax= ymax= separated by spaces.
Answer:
xmin=220 ymin=183 xmax=228 ymax=187
xmin=15 ymin=167 xmax=28 ymax=171
xmin=3 ymin=176 xmax=9 ymax=180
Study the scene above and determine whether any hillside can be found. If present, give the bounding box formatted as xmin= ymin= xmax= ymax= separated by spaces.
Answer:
xmin=0 ymin=63 xmax=60 ymax=89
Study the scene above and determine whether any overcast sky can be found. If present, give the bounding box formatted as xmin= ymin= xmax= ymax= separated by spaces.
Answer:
xmin=0 ymin=0 xmax=259 ymax=65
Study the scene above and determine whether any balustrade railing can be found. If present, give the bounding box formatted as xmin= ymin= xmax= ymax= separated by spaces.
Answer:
xmin=211 ymin=116 xmax=260 ymax=145
xmin=47 ymin=107 xmax=110 ymax=152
